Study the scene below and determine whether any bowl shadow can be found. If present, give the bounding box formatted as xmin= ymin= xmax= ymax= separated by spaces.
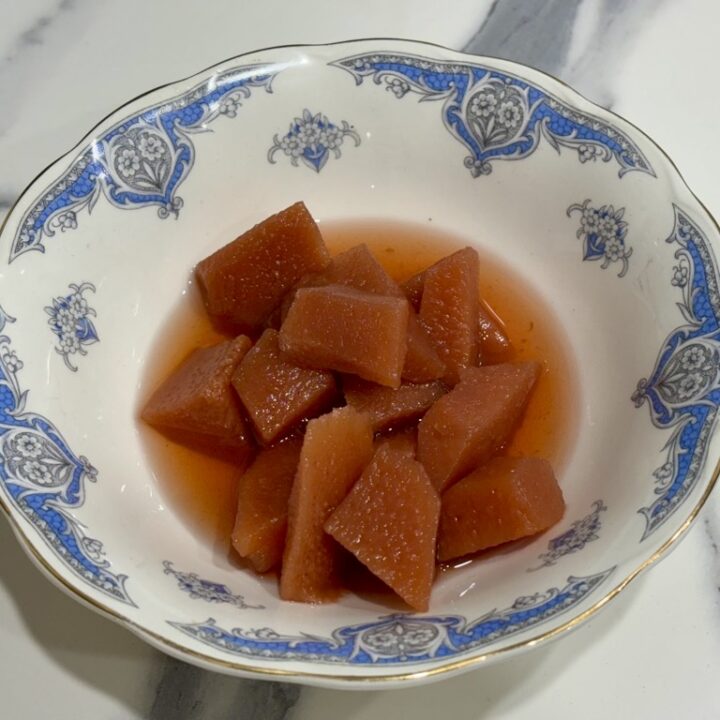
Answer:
xmin=0 ymin=515 xmax=159 ymax=715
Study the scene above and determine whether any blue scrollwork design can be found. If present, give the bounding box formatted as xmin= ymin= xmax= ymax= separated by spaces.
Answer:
xmin=45 ymin=282 xmax=98 ymax=371
xmin=567 ymin=200 xmax=632 ymax=277
xmin=163 ymin=561 xmax=263 ymax=609
xmin=169 ymin=569 xmax=614 ymax=664
xmin=0 ymin=306 xmax=132 ymax=604
xmin=632 ymin=206 xmax=720 ymax=539
xmin=331 ymin=52 xmax=654 ymax=178
xmin=10 ymin=64 xmax=280 ymax=262
xmin=268 ymin=109 xmax=360 ymax=172
xmin=531 ymin=500 xmax=608 ymax=570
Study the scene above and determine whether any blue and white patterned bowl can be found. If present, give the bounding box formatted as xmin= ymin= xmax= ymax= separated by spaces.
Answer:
xmin=1 ymin=39 xmax=718 ymax=688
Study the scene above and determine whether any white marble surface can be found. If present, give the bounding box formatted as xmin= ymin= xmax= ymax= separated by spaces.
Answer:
xmin=2 ymin=1 xmax=720 ymax=717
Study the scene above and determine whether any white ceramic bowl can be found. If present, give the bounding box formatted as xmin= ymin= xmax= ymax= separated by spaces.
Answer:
xmin=1 ymin=39 xmax=718 ymax=689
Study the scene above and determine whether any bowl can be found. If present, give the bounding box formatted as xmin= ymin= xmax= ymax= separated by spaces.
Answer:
xmin=0 ymin=39 xmax=718 ymax=689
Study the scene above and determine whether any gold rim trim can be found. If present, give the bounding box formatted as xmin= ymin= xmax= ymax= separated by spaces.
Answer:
xmin=0 ymin=38 xmax=719 ymax=686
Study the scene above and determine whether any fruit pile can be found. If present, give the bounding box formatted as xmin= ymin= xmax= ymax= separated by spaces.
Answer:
xmin=142 ymin=202 xmax=565 ymax=611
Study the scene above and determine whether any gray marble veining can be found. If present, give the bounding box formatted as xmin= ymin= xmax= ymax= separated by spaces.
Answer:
xmin=1 ymin=0 xmax=79 ymax=63
xmin=463 ymin=0 xmax=583 ymax=77
xmin=701 ymin=505 xmax=720 ymax=606
xmin=463 ymin=0 xmax=668 ymax=108
xmin=0 ymin=0 xmax=98 ymax=142
xmin=561 ymin=0 xmax=668 ymax=107
xmin=148 ymin=657 xmax=300 ymax=720
xmin=703 ymin=509 xmax=720 ymax=558
xmin=704 ymin=517 xmax=718 ymax=554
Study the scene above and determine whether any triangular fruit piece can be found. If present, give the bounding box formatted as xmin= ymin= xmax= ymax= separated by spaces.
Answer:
xmin=279 ymin=285 xmax=409 ymax=388
xmin=418 ymin=363 xmax=539 ymax=491
xmin=438 ymin=457 xmax=565 ymax=561
xmin=196 ymin=202 xmax=330 ymax=333
xmin=141 ymin=336 xmax=254 ymax=463
xmin=231 ymin=438 xmax=302 ymax=572
xmin=419 ymin=247 xmax=480 ymax=384
xmin=232 ymin=329 xmax=336 ymax=444
xmin=280 ymin=407 xmax=373 ymax=603
xmin=343 ymin=376 xmax=445 ymax=432
xmin=325 ymin=443 xmax=440 ymax=611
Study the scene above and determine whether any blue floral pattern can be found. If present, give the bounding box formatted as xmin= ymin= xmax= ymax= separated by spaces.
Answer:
xmin=45 ymin=282 xmax=98 ymax=371
xmin=531 ymin=501 xmax=607 ymax=569
xmin=331 ymin=53 xmax=654 ymax=178
xmin=169 ymin=569 xmax=614 ymax=664
xmin=9 ymin=64 xmax=279 ymax=262
xmin=0 ymin=306 xmax=132 ymax=604
xmin=632 ymin=206 xmax=720 ymax=539
xmin=268 ymin=109 xmax=360 ymax=172
xmin=163 ymin=561 xmax=263 ymax=609
xmin=567 ymin=199 xmax=632 ymax=277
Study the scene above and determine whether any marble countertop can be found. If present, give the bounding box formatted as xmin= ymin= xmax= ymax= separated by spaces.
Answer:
xmin=2 ymin=1 xmax=720 ymax=717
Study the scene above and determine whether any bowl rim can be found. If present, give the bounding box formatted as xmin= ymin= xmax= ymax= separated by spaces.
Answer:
xmin=1 ymin=36 xmax=719 ymax=687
